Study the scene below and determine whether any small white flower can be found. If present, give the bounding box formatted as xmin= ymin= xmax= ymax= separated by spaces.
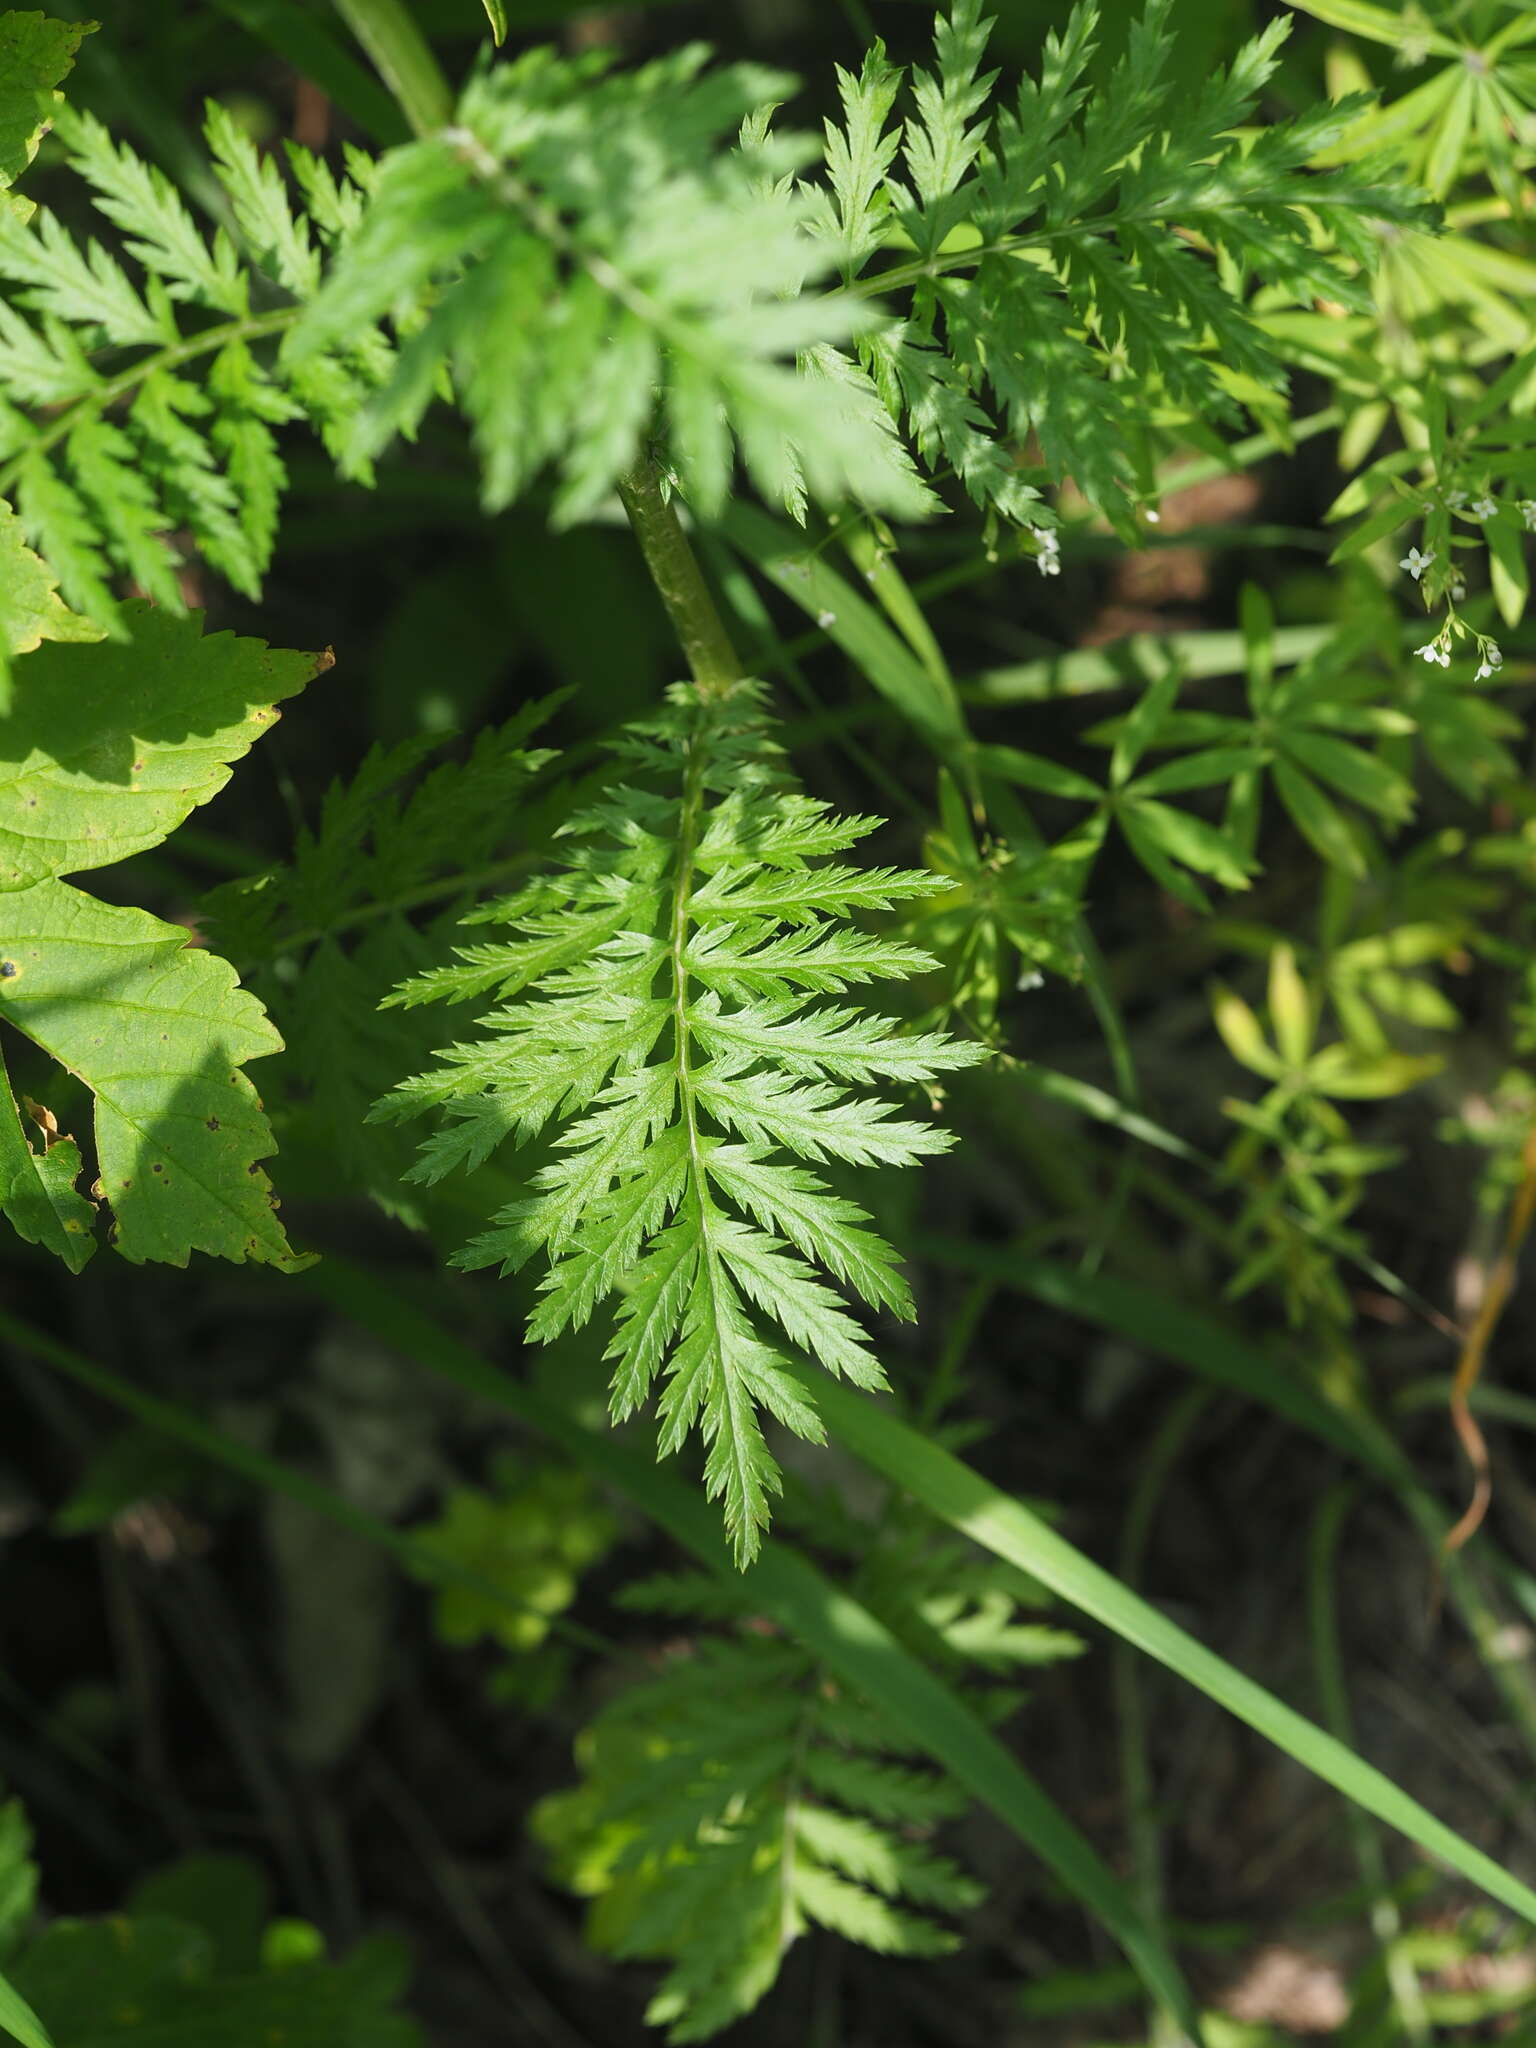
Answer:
xmin=815 ymin=608 xmax=837 ymax=629
xmin=1522 ymin=500 xmax=1536 ymax=533
xmin=1416 ymin=642 xmax=1441 ymax=663
xmin=1445 ymin=488 xmax=1468 ymax=510
xmin=1470 ymin=496 xmax=1498 ymax=521
xmin=1144 ymin=507 xmax=1161 ymax=525
xmin=1450 ymin=580 xmax=1467 ymax=602
xmin=1476 ymin=641 xmax=1503 ymax=680
xmin=1028 ymin=528 xmax=1061 ymax=576
xmin=1400 ymin=547 xmax=1434 ymax=581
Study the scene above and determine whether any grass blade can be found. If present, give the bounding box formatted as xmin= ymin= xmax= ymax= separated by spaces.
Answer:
xmin=800 ymin=1364 xmax=1536 ymax=1929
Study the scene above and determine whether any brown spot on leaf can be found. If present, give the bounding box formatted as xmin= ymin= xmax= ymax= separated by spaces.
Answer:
xmin=205 ymin=1116 xmax=220 ymax=1131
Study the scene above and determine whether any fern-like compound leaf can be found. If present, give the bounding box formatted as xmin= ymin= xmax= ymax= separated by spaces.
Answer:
xmin=290 ymin=44 xmax=935 ymax=527
xmin=203 ymin=701 xmax=561 ymax=1219
xmin=0 ymin=101 xmax=389 ymax=633
xmin=832 ymin=0 xmax=1435 ymax=526
xmin=386 ymin=681 xmax=985 ymax=1561
xmin=537 ymin=1498 xmax=1079 ymax=2040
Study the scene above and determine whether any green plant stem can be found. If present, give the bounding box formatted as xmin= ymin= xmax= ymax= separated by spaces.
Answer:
xmin=616 ymin=454 xmax=742 ymax=696
xmin=1308 ymin=1485 xmax=1431 ymax=2045
xmin=1112 ymin=1387 xmax=1211 ymax=2048
xmin=331 ymin=0 xmax=451 ymax=138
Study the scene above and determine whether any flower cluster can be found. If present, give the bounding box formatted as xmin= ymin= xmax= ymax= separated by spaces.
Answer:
xmin=1414 ymin=627 xmax=1503 ymax=682
xmin=1030 ymin=527 xmax=1061 ymax=577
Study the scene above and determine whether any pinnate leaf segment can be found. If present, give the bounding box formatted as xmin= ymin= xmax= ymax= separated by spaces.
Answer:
xmin=385 ymin=682 xmax=984 ymax=1563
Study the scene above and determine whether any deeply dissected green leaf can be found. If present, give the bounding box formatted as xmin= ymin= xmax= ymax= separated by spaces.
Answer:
xmin=386 ymin=679 xmax=984 ymax=1562
xmin=536 ymin=1497 xmax=1059 ymax=2041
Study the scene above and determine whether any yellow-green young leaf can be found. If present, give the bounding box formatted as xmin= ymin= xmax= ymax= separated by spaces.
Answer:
xmin=0 ymin=498 xmax=103 ymax=715
xmin=1287 ymin=0 xmax=1455 ymax=56
xmin=1211 ymin=985 xmax=1279 ymax=1078
xmin=478 ymin=0 xmax=507 ymax=42
xmin=1267 ymin=945 xmax=1313 ymax=1068
xmin=1423 ymin=70 xmax=1474 ymax=198
xmin=1487 ymin=515 xmax=1529 ymax=629
xmin=0 ymin=604 xmax=330 ymax=888
xmin=0 ymin=880 xmax=307 ymax=1268
xmin=1305 ymin=1044 xmax=1441 ymax=1100
xmin=0 ymin=10 xmax=89 ymax=188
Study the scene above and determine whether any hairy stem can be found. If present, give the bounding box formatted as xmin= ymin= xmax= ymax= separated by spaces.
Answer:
xmin=332 ymin=0 xmax=452 ymax=138
xmin=617 ymin=453 xmax=742 ymax=699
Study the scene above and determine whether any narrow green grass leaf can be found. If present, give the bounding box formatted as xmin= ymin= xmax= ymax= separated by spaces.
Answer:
xmin=0 ymin=1974 xmax=52 ymax=2048
xmin=968 ymin=625 xmax=1334 ymax=706
xmin=722 ymin=504 xmax=970 ymax=758
xmin=800 ymin=1368 xmax=1536 ymax=1930
xmin=208 ymin=0 xmax=406 ymax=140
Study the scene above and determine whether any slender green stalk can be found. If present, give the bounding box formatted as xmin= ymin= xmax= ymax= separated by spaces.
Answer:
xmin=617 ymin=454 xmax=743 ymax=696
xmin=797 ymin=1360 xmax=1536 ymax=1930
xmin=331 ymin=0 xmax=451 ymax=137
xmin=1308 ymin=1485 xmax=1431 ymax=2045
xmin=1112 ymin=1388 xmax=1211 ymax=2048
